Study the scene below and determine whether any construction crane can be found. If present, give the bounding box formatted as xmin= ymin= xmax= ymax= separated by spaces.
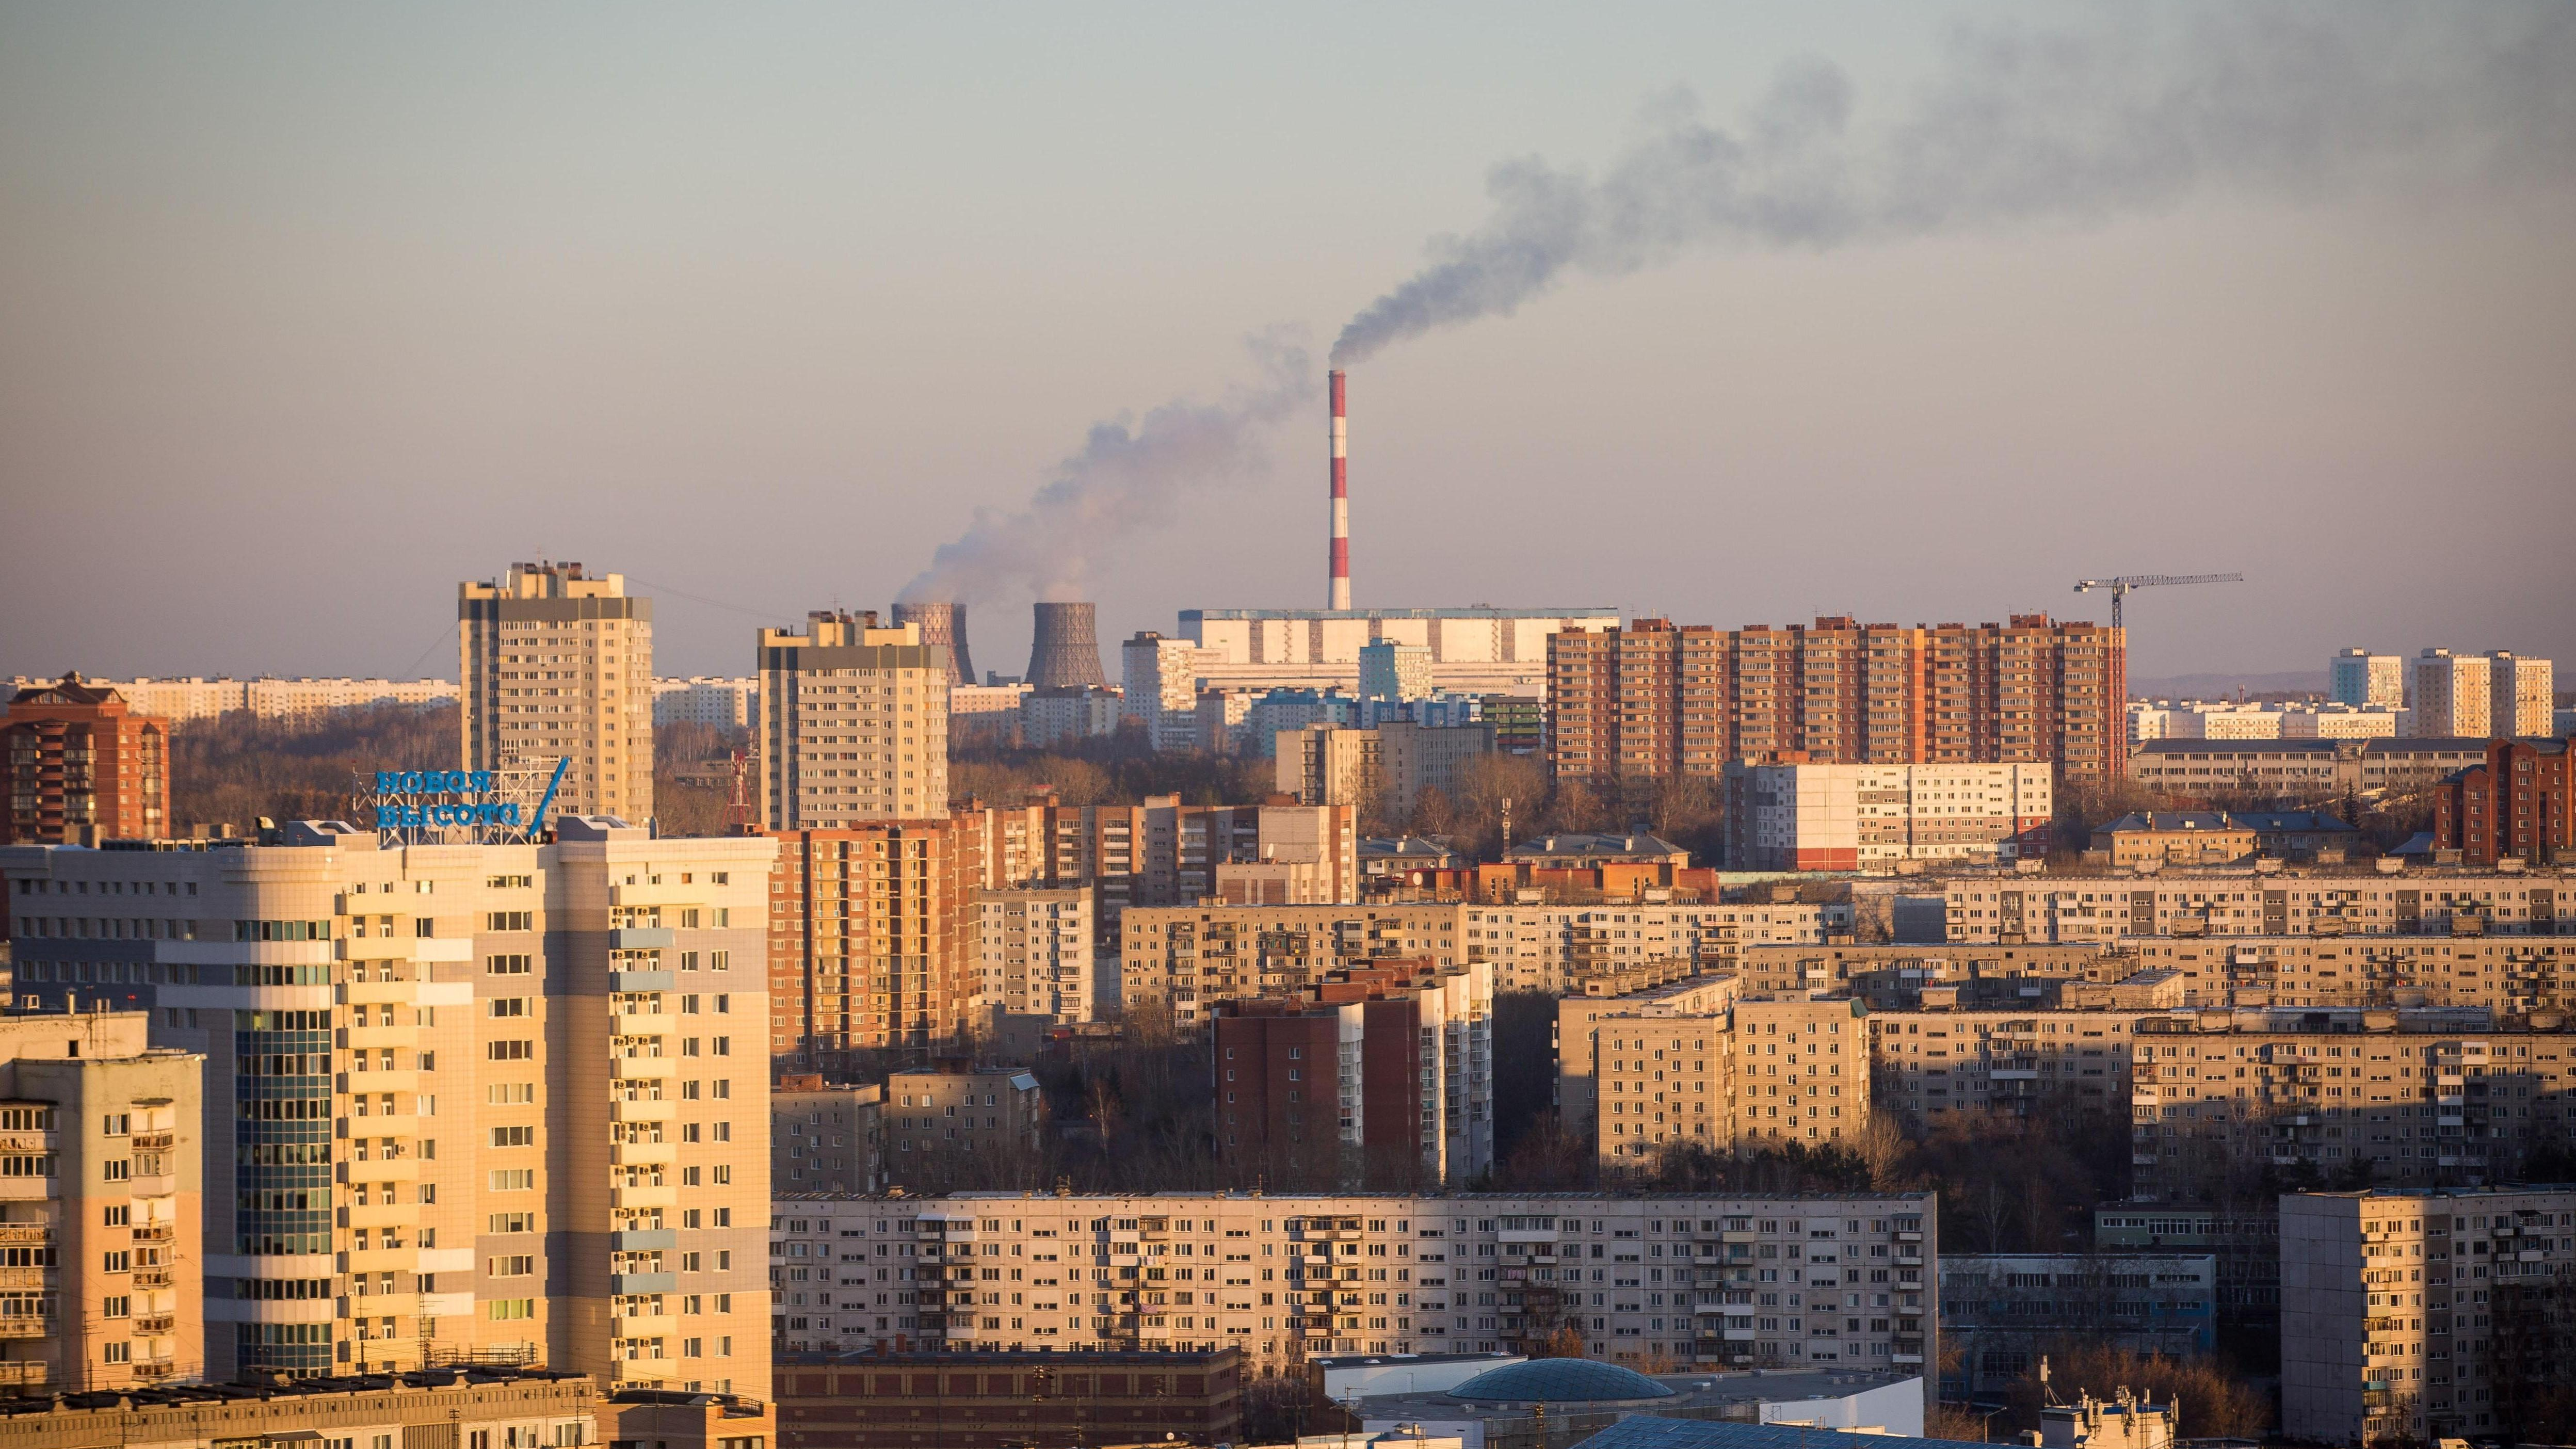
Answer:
xmin=2072 ymin=572 xmax=2245 ymax=629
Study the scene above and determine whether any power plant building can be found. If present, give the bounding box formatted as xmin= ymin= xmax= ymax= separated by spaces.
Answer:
xmin=1177 ymin=607 xmax=1620 ymax=697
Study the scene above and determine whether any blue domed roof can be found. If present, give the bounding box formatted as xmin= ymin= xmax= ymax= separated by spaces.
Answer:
xmin=1447 ymin=1359 xmax=1677 ymax=1404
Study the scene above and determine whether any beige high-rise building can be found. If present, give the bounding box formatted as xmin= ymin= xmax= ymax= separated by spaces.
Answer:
xmin=0 ymin=820 xmax=777 ymax=1415
xmin=758 ymin=611 xmax=949 ymax=828
xmin=2487 ymin=652 xmax=2555 ymax=738
xmin=459 ymin=562 xmax=654 ymax=823
xmin=0 ymin=1011 xmax=203 ymax=1393
xmin=2409 ymin=649 xmax=2492 ymax=738
xmin=976 ymin=886 xmax=1098 ymax=1024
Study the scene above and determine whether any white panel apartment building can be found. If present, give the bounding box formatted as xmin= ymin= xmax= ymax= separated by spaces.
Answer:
xmin=2282 ymin=1187 xmax=2576 ymax=1446
xmin=1724 ymin=763 xmax=2051 ymax=872
xmin=770 ymin=1189 xmax=1936 ymax=1377
xmin=7 ymin=678 xmax=461 ymax=726
xmin=1942 ymin=871 xmax=2576 ymax=945
xmin=1461 ymin=903 xmax=1837 ymax=992
xmin=1120 ymin=633 xmax=1215 ymax=753
xmin=653 ymin=677 xmax=759 ymax=731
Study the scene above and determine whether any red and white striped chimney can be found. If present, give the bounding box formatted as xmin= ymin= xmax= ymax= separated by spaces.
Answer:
xmin=1327 ymin=368 xmax=1350 ymax=611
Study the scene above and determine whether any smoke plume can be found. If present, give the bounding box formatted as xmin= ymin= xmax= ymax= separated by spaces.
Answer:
xmin=1332 ymin=4 xmax=2576 ymax=365
xmin=899 ymin=330 xmax=1309 ymax=605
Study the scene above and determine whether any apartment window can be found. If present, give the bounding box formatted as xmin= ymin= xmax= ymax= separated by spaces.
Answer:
xmin=489 ymin=1169 xmax=536 ymax=1191
xmin=487 ymin=954 xmax=533 ymax=974
xmin=491 ymin=1126 xmax=535 ymax=1148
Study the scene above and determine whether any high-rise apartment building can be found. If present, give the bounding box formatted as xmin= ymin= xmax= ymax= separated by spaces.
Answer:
xmin=0 ymin=1010 xmax=202 ymax=1392
xmin=2409 ymin=649 xmax=2493 ymax=738
xmin=2331 ymin=650 xmax=2405 ymax=710
xmin=768 ymin=1188 xmax=1937 ymax=1373
xmin=1357 ymin=640 xmax=1434 ymax=704
xmin=975 ymin=887 xmax=1097 ymax=1024
xmin=2487 ymin=653 xmax=2555 ymax=738
xmin=758 ymin=612 xmax=949 ymax=828
xmin=766 ymin=821 xmax=983 ymax=1067
xmin=3 ymin=676 xmax=170 ymax=845
xmin=1211 ymin=959 xmax=1493 ymax=1190
xmin=458 ymin=562 xmax=653 ymax=823
xmin=0 ymin=822 xmax=777 ymax=1406
xmin=1119 ymin=633 xmax=1213 ymax=753
xmin=1549 ymin=615 xmax=2124 ymax=786
xmin=2281 ymin=1187 xmax=2576 ymax=1444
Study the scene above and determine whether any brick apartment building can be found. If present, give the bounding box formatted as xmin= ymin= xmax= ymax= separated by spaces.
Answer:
xmin=2 ymin=675 xmax=170 ymax=845
xmin=1548 ymin=615 xmax=2124 ymax=786
xmin=1211 ymin=959 xmax=1493 ymax=1190
xmin=768 ymin=821 xmax=984 ymax=1066
xmin=774 ymin=1349 xmax=1245 ymax=1449
xmin=2434 ymin=738 xmax=2573 ymax=867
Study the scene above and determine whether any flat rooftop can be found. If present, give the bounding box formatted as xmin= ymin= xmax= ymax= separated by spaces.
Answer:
xmin=1348 ymin=1368 xmax=1918 ymax=1426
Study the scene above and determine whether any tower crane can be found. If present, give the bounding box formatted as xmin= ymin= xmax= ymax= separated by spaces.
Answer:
xmin=2072 ymin=572 xmax=2245 ymax=629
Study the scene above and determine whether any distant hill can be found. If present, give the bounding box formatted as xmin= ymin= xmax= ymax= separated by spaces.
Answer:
xmin=2130 ymin=670 xmax=2328 ymax=701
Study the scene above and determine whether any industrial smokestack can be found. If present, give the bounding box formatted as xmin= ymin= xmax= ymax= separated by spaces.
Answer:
xmin=1327 ymin=369 xmax=1349 ymax=611
xmin=890 ymin=601 xmax=975 ymax=687
xmin=1026 ymin=602 xmax=1108 ymax=689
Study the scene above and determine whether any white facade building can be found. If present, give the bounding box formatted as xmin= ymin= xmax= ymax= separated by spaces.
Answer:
xmin=653 ymin=675 xmax=760 ymax=730
xmin=1019 ymin=684 xmax=1122 ymax=750
xmin=2487 ymin=652 xmax=2555 ymax=737
xmin=767 ymin=1189 xmax=1937 ymax=1374
xmin=1178 ymin=608 xmax=1622 ymax=696
xmin=1725 ymin=763 xmax=2052 ymax=872
xmin=2330 ymin=650 xmax=2405 ymax=710
xmin=9 ymin=676 xmax=462 ymax=725
xmin=1120 ymin=633 xmax=1216 ymax=753
xmin=1358 ymin=640 xmax=1435 ymax=704
xmin=2410 ymin=650 xmax=2492 ymax=738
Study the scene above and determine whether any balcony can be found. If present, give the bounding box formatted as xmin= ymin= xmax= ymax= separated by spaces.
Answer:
xmin=134 ymin=1313 xmax=178 ymax=1334
xmin=132 ymin=1359 xmax=181 ymax=1380
xmin=0 ymin=1319 xmax=50 ymax=1340
xmin=613 ymin=1228 xmax=678 ymax=1252
xmin=613 ymin=1272 xmax=679 ymax=1295
xmin=129 ymin=1130 xmax=175 ymax=1151
xmin=613 ymin=1055 xmax=678 ymax=1080
xmin=613 ymin=1184 xmax=678 ymax=1211
xmin=610 ymin=1095 xmax=673 ymax=1121
xmin=609 ymin=969 xmax=677 ymax=993
xmin=0 ymin=1269 xmax=43 ymax=1291
xmin=611 ymin=883 xmax=709 ymax=909
xmin=610 ymin=927 xmax=676 ymax=949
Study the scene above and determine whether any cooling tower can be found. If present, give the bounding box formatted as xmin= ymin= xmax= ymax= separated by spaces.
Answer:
xmin=891 ymin=601 xmax=975 ymax=687
xmin=1026 ymin=602 xmax=1108 ymax=689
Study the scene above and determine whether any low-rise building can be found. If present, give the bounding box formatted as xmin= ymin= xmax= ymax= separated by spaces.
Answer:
xmin=2095 ymin=1201 xmax=2281 ymax=1337
xmin=2127 ymin=737 xmax=2498 ymax=797
xmin=772 ymin=1074 xmax=883 ymax=1195
xmin=948 ymin=682 xmax=1032 ymax=748
xmin=1938 ymin=1252 xmax=2216 ymax=1395
xmin=2090 ymin=813 xmax=2257 ymax=867
xmin=883 ymin=1062 xmax=1042 ymax=1174
xmin=773 ymin=1348 xmax=1245 ymax=1449
xmin=1734 ymin=942 xmax=2120 ymax=996
xmin=0 ymin=1369 xmax=608 ymax=1449
xmin=654 ymin=675 xmax=760 ymax=730
xmin=765 ymin=1189 xmax=1937 ymax=1374
xmin=2281 ymin=1186 xmax=2576 ymax=1445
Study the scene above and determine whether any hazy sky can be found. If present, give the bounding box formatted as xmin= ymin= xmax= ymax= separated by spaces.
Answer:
xmin=5 ymin=2 xmax=2572 ymax=687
